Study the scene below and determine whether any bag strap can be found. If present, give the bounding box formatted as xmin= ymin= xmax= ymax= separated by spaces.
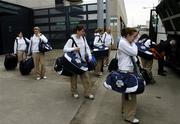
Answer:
xmin=70 ymin=37 xmax=82 ymax=59
xmin=15 ymin=38 xmax=18 ymax=51
xmin=23 ymin=37 xmax=28 ymax=46
xmin=95 ymin=35 xmax=102 ymax=43
xmin=102 ymin=33 xmax=107 ymax=43
xmin=130 ymin=56 xmax=142 ymax=77
xmin=82 ymin=36 xmax=87 ymax=54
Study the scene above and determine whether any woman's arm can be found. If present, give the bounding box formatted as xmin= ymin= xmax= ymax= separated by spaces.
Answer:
xmin=63 ymin=38 xmax=79 ymax=53
xmin=120 ymin=40 xmax=138 ymax=56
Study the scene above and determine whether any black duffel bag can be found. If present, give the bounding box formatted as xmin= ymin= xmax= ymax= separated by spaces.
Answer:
xmin=93 ymin=45 xmax=109 ymax=59
xmin=19 ymin=57 xmax=34 ymax=75
xmin=140 ymin=68 xmax=152 ymax=85
xmin=108 ymin=58 xmax=118 ymax=72
xmin=54 ymin=56 xmax=73 ymax=76
xmin=39 ymin=40 xmax=52 ymax=53
xmin=62 ymin=52 xmax=88 ymax=75
xmin=4 ymin=54 xmax=18 ymax=70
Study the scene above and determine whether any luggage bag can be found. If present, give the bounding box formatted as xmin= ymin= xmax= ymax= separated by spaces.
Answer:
xmin=93 ymin=45 xmax=109 ymax=59
xmin=4 ymin=54 xmax=18 ymax=70
xmin=62 ymin=52 xmax=88 ymax=75
xmin=19 ymin=57 xmax=34 ymax=75
xmin=54 ymin=56 xmax=73 ymax=76
xmin=136 ymin=42 xmax=153 ymax=60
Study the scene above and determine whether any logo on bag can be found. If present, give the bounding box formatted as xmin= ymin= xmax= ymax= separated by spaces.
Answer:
xmin=116 ymin=80 xmax=124 ymax=88
xmin=75 ymin=58 xmax=81 ymax=63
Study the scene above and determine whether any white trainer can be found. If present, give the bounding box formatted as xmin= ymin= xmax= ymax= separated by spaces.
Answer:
xmin=43 ymin=76 xmax=47 ymax=79
xmin=126 ymin=118 xmax=139 ymax=124
xmin=132 ymin=118 xmax=139 ymax=124
xmin=72 ymin=94 xmax=79 ymax=99
xmin=36 ymin=77 xmax=41 ymax=80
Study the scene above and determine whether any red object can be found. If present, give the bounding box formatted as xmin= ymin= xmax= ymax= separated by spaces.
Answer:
xmin=150 ymin=48 xmax=163 ymax=60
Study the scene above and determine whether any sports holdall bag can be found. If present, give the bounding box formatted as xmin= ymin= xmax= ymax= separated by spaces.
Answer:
xmin=39 ymin=40 xmax=52 ymax=53
xmin=104 ymin=71 xmax=145 ymax=94
xmin=54 ymin=56 xmax=73 ymax=76
xmin=104 ymin=71 xmax=138 ymax=93
xmin=19 ymin=57 xmax=34 ymax=75
xmin=62 ymin=52 xmax=88 ymax=75
xmin=131 ymin=72 xmax=146 ymax=94
xmin=136 ymin=42 xmax=153 ymax=60
xmin=4 ymin=54 xmax=18 ymax=70
xmin=93 ymin=45 xmax=109 ymax=59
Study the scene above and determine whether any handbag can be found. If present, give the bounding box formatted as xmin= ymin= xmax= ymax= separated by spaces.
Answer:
xmin=39 ymin=40 xmax=52 ymax=53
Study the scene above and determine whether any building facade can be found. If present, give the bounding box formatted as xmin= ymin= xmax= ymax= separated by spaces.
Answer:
xmin=0 ymin=0 xmax=127 ymax=54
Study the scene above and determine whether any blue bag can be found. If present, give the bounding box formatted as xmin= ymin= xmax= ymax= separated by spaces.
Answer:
xmin=93 ymin=45 xmax=109 ymax=59
xmin=104 ymin=71 xmax=138 ymax=93
xmin=85 ymin=54 xmax=96 ymax=71
xmin=135 ymin=42 xmax=153 ymax=60
xmin=63 ymin=52 xmax=88 ymax=74
xmin=132 ymin=72 xmax=146 ymax=94
xmin=104 ymin=71 xmax=145 ymax=94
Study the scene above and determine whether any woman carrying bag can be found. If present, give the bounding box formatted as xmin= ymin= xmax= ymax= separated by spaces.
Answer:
xmin=93 ymin=28 xmax=104 ymax=76
xmin=63 ymin=25 xmax=94 ymax=100
xmin=29 ymin=27 xmax=48 ymax=80
xmin=14 ymin=31 xmax=30 ymax=63
xmin=118 ymin=27 xmax=140 ymax=124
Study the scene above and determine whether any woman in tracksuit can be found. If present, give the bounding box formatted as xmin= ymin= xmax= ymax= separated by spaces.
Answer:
xmin=29 ymin=27 xmax=48 ymax=80
xmin=118 ymin=27 xmax=140 ymax=124
xmin=63 ymin=25 xmax=94 ymax=100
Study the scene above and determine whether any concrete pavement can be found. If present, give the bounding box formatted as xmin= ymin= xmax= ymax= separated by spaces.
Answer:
xmin=0 ymin=50 xmax=180 ymax=124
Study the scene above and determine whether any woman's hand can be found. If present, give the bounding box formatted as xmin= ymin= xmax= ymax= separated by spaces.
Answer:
xmin=74 ymin=47 xmax=80 ymax=52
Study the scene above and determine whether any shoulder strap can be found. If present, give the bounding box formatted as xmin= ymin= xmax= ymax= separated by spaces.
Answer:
xmin=70 ymin=37 xmax=82 ymax=58
xmin=23 ymin=37 xmax=28 ymax=45
xmin=141 ymin=38 xmax=148 ymax=44
xmin=94 ymin=35 xmax=102 ymax=43
xmin=103 ymin=33 xmax=107 ymax=43
xmin=70 ymin=37 xmax=78 ymax=47
xmin=15 ymin=38 xmax=18 ymax=51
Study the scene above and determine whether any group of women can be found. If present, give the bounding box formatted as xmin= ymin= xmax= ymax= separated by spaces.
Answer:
xmin=14 ymin=25 xmax=144 ymax=124
xmin=14 ymin=27 xmax=48 ymax=80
